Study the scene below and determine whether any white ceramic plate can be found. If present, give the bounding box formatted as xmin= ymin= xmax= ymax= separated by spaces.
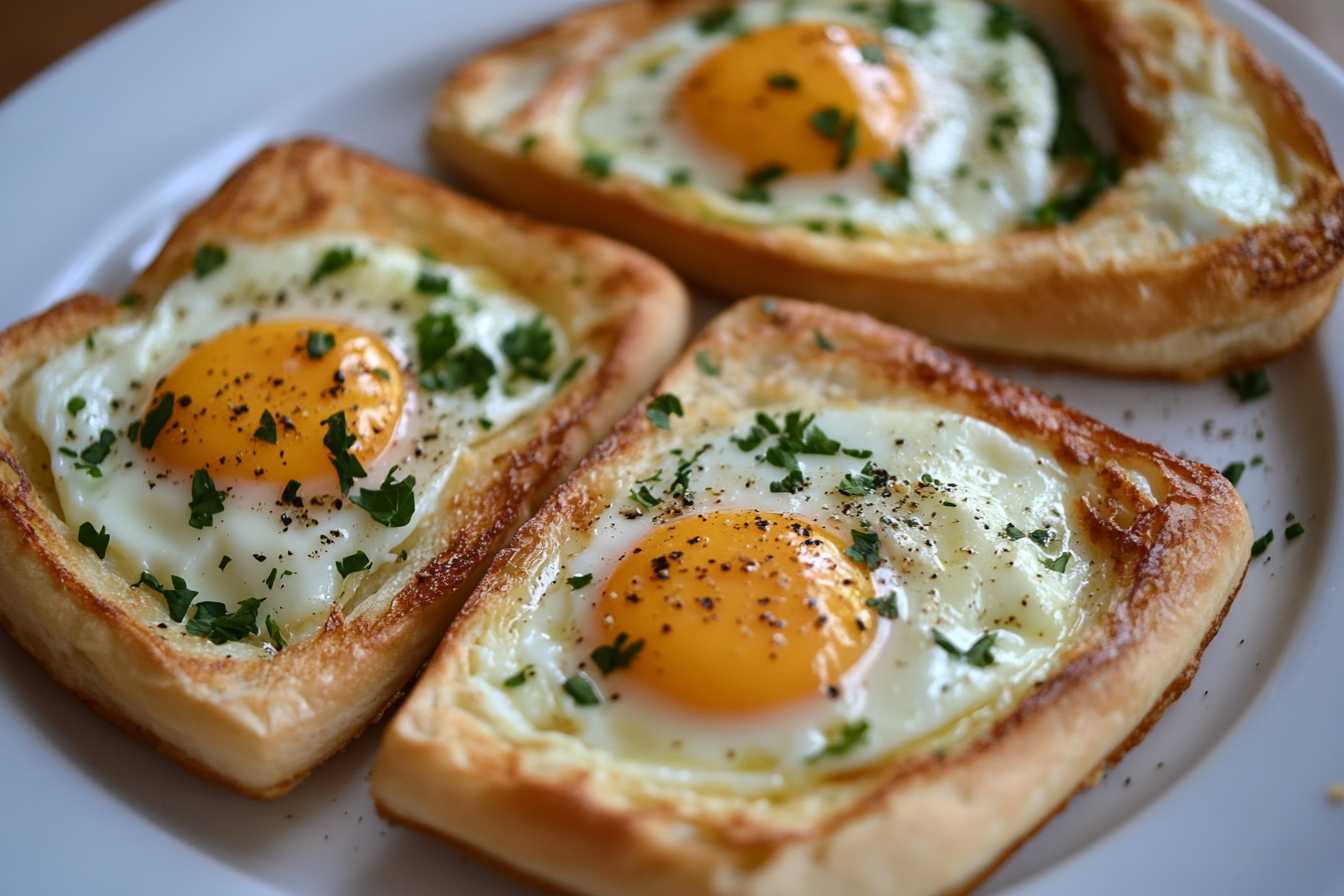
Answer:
xmin=1 ymin=1 xmax=1341 ymax=893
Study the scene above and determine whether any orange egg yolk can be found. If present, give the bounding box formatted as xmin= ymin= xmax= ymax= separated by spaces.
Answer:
xmin=594 ymin=510 xmax=877 ymax=713
xmin=675 ymin=22 xmax=915 ymax=175
xmin=145 ymin=319 xmax=404 ymax=487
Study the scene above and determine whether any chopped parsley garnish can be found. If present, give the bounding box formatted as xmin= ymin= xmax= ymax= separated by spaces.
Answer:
xmin=1251 ymin=530 xmax=1273 ymax=557
xmin=415 ymin=272 xmax=450 ymax=295
xmin=66 ymin=396 xmax=86 ymax=415
xmin=134 ymin=571 xmax=198 ymax=622
xmin=77 ymin=522 xmax=109 ymax=559
xmin=872 ymin=147 xmax=912 ymax=197
xmin=188 ymin=469 xmax=226 ymax=529
xmin=580 ymin=152 xmax=613 ymax=179
xmin=887 ymin=0 xmax=936 ymax=35
xmin=646 ymin=393 xmax=684 ymax=429
xmin=555 ymin=356 xmax=586 ymax=389
xmin=933 ymin=629 xmax=997 ymax=667
xmin=1028 ymin=528 xmax=1052 ymax=547
xmin=986 ymin=107 xmax=1021 ymax=151
xmin=119 ymin=292 xmax=141 ymax=308
xmin=770 ymin=468 xmax=806 ymax=493
xmin=858 ymin=43 xmax=885 ymax=64
xmin=254 ymin=409 xmax=278 ymax=444
xmin=808 ymin=106 xmax=859 ymax=170
xmin=735 ymin=162 xmax=789 ymax=202
xmin=266 ymin=616 xmax=287 ymax=651
xmin=193 ymin=244 xmax=227 ymax=279
xmin=320 ymin=412 xmax=367 ymax=495
xmin=1004 ymin=523 xmax=1026 ymax=540
xmin=806 ymin=719 xmax=870 ymax=763
xmin=567 ymin=573 xmax=593 ymax=589
xmin=562 ymin=673 xmax=601 ymax=706
xmin=1227 ymin=369 xmax=1271 ymax=402
xmin=373 ymin=367 xmax=391 ymax=381
xmin=309 ymin=246 xmax=358 ymax=285
xmin=1026 ymin=156 xmax=1119 ymax=225
xmin=336 ymin=551 xmax=373 ymax=577
xmin=503 ymin=665 xmax=535 ymax=688
xmin=767 ymin=72 xmax=800 ymax=90
xmin=264 ymin=567 xmax=294 ymax=590
xmin=667 ymin=167 xmax=692 ymax=187
xmin=628 ymin=485 xmax=660 ymax=510
xmin=76 ymin=428 xmax=117 ymax=476
xmin=668 ymin=445 xmax=710 ymax=497
xmin=350 ymin=466 xmax=416 ymax=527
xmin=138 ymin=392 xmax=175 ymax=449
xmin=695 ymin=350 xmax=720 ymax=376
xmin=1043 ymin=552 xmax=1071 ymax=573
xmin=695 ymin=5 xmax=737 ymax=33
xmin=1286 ymin=521 xmax=1305 ymax=540
xmin=838 ymin=462 xmax=881 ymax=496
xmin=813 ymin=329 xmax=835 ymax=351
xmin=866 ymin=594 xmax=900 ymax=619
xmin=518 ymin=134 xmax=539 ymax=155
xmin=846 ymin=529 xmax=881 ymax=569
xmin=985 ymin=59 xmax=1010 ymax=95
xmin=591 ymin=632 xmax=645 ymax=675
xmin=186 ymin=598 xmax=263 ymax=645
xmin=280 ymin=479 xmax=302 ymax=506
xmin=500 ymin=315 xmax=554 ymax=381
xmin=478 ymin=417 xmax=493 ymax=430
xmin=219 ymin=555 xmax=232 ymax=570
xmin=415 ymin=311 xmax=459 ymax=367
xmin=419 ymin=345 xmax=496 ymax=396
xmin=733 ymin=424 xmax=769 ymax=451
xmin=1222 ymin=461 xmax=1246 ymax=486
xmin=307 ymin=330 xmax=336 ymax=359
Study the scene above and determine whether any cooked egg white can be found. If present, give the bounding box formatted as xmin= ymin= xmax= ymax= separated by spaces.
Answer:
xmin=579 ymin=0 xmax=1060 ymax=242
xmin=470 ymin=403 xmax=1105 ymax=792
xmin=25 ymin=235 xmax=573 ymax=642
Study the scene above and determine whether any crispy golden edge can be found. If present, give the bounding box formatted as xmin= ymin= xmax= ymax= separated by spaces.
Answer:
xmin=0 ymin=138 xmax=690 ymax=798
xmin=428 ymin=0 xmax=1344 ymax=379
xmin=372 ymin=298 xmax=1251 ymax=895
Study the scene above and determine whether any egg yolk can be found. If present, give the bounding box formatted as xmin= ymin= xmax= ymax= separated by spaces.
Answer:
xmin=145 ymin=319 xmax=404 ymax=487
xmin=675 ymin=22 xmax=915 ymax=175
xmin=594 ymin=510 xmax=877 ymax=713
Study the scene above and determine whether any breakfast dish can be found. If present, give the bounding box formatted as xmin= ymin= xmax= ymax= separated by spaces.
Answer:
xmin=0 ymin=137 xmax=688 ymax=797
xmin=371 ymin=297 xmax=1251 ymax=894
xmin=428 ymin=0 xmax=1344 ymax=377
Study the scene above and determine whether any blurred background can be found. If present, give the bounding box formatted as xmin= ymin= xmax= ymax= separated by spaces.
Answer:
xmin=0 ymin=0 xmax=1340 ymax=100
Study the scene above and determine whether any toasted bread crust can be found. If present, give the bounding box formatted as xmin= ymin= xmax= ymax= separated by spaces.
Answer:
xmin=372 ymin=298 xmax=1251 ymax=894
xmin=0 ymin=138 xmax=689 ymax=797
xmin=428 ymin=0 xmax=1344 ymax=379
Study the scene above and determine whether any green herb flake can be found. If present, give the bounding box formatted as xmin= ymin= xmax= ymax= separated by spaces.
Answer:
xmin=1227 ymin=369 xmax=1271 ymax=403
xmin=1004 ymin=523 xmax=1026 ymax=540
xmin=186 ymin=597 xmax=264 ymax=645
xmin=419 ymin=344 xmax=496 ymax=397
xmin=813 ymin=329 xmax=835 ymax=351
xmin=503 ymin=665 xmax=535 ymax=688
xmin=858 ymin=43 xmax=885 ymax=64
xmin=193 ymin=244 xmax=227 ymax=279
xmin=888 ymin=0 xmax=936 ymax=35
xmin=134 ymin=571 xmax=198 ymax=623
xmin=119 ymin=292 xmax=142 ymax=309
xmin=872 ymin=147 xmax=913 ymax=197
xmin=309 ymin=246 xmax=358 ymax=285
xmin=806 ymin=719 xmax=869 ymax=763
xmin=580 ymin=152 xmax=613 ymax=180
xmin=567 ymin=573 xmax=593 ymax=590
xmin=265 ymin=616 xmax=287 ymax=651
xmin=770 ymin=468 xmax=807 ymax=494
xmin=667 ymin=167 xmax=693 ymax=187
xmin=646 ymin=393 xmax=684 ymax=429
xmin=66 ymin=396 xmax=86 ymax=416
xmin=1251 ymin=530 xmax=1273 ymax=557
xmin=1028 ymin=528 xmax=1052 ymax=547
xmin=767 ymin=72 xmax=800 ymax=90
xmin=138 ymin=392 xmax=175 ymax=449
xmin=846 ymin=529 xmax=881 ymax=569
xmin=629 ymin=485 xmax=661 ymax=510
xmin=77 ymin=522 xmax=109 ymax=559
xmin=254 ymin=409 xmax=278 ymax=444
xmin=187 ymin=469 xmax=226 ymax=529
xmin=933 ymin=628 xmax=997 ymax=666
xmin=320 ymin=411 xmax=367 ymax=495
xmin=75 ymin=428 xmax=117 ymax=477
xmin=1043 ymin=552 xmax=1071 ymax=573
xmin=336 ymin=550 xmax=373 ymax=578
xmin=351 ymin=466 xmax=416 ymax=527
xmin=1222 ymin=461 xmax=1246 ymax=486
xmin=518 ymin=134 xmax=539 ymax=155
xmin=562 ymin=673 xmax=601 ymax=706
xmin=866 ymin=595 xmax=900 ymax=619
xmin=500 ymin=315 xmax=555 ymax=381
xmin=695 ymin=5 xmax=737 ymax=33
xmin=1285 ymin=521 xmax=1305 ymax=541
xmin=218 ymin=555 xmax=232 ymax=570
xmin=591 ymin=632 xmax=645 ymax=676
xmin=280 ymin=479 xmax=302 ymax=506
xmin=695 ymin=350 xmax=720 ymax=376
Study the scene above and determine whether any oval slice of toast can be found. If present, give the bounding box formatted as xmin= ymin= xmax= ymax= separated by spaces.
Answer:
xmin=0 ymin=138 xmax=689 ymax=797
xmin=428 ymin=0 xmax=1343 ymax=378
xmin=373 ymin=297 xmax=1250 ymax=894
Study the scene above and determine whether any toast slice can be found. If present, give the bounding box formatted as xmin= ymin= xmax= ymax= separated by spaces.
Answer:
xmin=428 ymin=0 xmax=1343 ymax=378
xmin=373 ymin=297 xmax=1250 ymax=894
xmin=0 ymin=138 xmax=689 ymax=797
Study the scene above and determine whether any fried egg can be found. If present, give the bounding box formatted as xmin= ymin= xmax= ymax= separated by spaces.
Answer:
xmin=25 ymin=235 xmax=576 ymax=644
xmin=578 ymin=0 xmax=1063 ymax=241
xmin=476 ymin=402 xmax=1104 ymax=790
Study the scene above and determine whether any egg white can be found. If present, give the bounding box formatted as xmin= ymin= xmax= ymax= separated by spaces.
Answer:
xmin=24 ymin=235 xmax=573 ymax=640
xmin=473 ymin=402 xmax=1102 ymax=791
xmin=578 ymin=0 xmax=1060 ymax=242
